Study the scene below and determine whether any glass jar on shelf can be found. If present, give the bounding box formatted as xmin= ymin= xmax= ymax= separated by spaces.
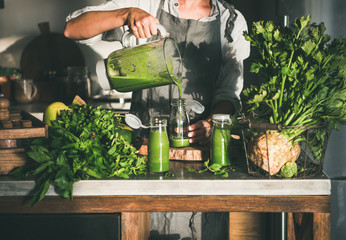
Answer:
xmin=65 ymin=66 xmax=91 ymax=102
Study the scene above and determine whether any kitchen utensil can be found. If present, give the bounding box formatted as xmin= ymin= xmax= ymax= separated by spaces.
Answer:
xmin=14 ymin=79 xmax=37 ymax=103
xmin=96 ymin=24 xmax=182 ymax=92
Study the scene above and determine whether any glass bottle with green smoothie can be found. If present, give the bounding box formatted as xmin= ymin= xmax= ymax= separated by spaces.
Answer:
xmin=169 ymin=98 xmax=190 ymax=148
xmin=148 ymin=118 xmax=170 ymax=173
xmin=210 ymin=114 xmax=232 ymax=166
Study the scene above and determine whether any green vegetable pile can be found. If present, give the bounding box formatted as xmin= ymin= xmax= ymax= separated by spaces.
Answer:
xmin=242 ymin=15 xmax=346 ymax=164
xmin=11 ymin=104 xmax=146 ymax=206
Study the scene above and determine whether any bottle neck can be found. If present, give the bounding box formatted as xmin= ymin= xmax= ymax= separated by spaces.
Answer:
xmin=150 ymin=118 xmax=167 ymax=131
xmin=171 ymin=98 xmax=187 ymax=107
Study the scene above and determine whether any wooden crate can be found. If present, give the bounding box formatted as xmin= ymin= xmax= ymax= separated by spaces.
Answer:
xmin=0 ymin=111 xmax=48 ymax=139
xmin=0 ymin=111 xmax=47 ymax=175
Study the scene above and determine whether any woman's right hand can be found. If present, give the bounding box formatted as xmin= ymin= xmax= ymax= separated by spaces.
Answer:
xmin=126 ymin=8 xmax=160 ymax=39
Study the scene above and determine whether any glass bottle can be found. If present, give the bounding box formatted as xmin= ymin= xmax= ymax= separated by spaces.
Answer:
xmin=210 ymin=114 xmax=232 ymax=166
xmin=148 ymin=117 xmax=170 ymax=173
xmin=65 ymin=66 xmax=91 ymax=102
xmin=169 ymin=98 xmax=190 ymax=148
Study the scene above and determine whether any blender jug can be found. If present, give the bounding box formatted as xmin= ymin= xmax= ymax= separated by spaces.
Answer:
xmin=96 ymin=24 xmax=182 ymax=92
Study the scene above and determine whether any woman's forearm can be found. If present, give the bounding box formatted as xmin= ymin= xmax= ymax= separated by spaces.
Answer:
xmin=64 ymin=8 xmax=129 ymax=40
xmin=64 ymin=7 xmax=160 ymax=40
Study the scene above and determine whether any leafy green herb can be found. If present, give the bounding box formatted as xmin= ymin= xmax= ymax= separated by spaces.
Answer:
xmin=188 ymin=160 xmax=234 ymax=177
xmin=164 ymin=172 xmax=175 ymax=177
xmin=11 ymin=104 xmax=146 ymax=206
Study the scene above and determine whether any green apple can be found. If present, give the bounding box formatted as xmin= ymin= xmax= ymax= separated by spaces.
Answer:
xmin=43 ymin=102 xmax=68 ymax=126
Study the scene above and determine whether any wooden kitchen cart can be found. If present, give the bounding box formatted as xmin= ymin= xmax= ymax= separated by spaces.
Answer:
xmin=0 ymin=163 xmax=330 ymax=240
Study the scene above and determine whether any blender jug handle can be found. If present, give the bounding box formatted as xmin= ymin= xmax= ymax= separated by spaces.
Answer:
xmin=156 ymin=24 xmax=168 ymax=38
xmin=121 ymin=24 xmax=168 ymax=48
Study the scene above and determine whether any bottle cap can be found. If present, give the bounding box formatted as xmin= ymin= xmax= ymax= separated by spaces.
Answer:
xmin=96 ymin=60 xmax=111 ymax=90
xmin=212 ymin=114 xmax=232 ymax=123
xmin=190 ymin=100 xmax=205 ymax=114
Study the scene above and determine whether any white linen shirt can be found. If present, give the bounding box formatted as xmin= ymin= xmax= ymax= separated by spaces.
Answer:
xmin=66 ymin=0 xmax=250 ymax=111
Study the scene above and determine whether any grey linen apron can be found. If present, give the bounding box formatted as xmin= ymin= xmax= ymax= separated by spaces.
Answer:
xmin=129 ymin=0 xmax=222 ymax=132
xmin=144 ymin=2 xmax=229 ymax=239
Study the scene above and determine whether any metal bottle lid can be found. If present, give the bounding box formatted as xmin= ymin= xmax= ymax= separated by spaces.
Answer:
xmin=212 ymin=114 xmax=232 ymax=124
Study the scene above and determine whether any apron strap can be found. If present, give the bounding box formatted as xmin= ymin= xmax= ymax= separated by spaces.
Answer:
xmin=217 ymin=0 xmax=238 ymax=43
xmin=156 ymin=0 xmax=165 ymax=20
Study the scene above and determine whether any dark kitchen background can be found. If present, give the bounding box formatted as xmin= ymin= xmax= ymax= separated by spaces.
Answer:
xmin=0 ymin=0 xmax=345 ymax=239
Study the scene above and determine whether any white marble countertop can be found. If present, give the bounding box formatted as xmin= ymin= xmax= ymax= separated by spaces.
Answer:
xmin=0 ymin=176 xmax=331 ymax=197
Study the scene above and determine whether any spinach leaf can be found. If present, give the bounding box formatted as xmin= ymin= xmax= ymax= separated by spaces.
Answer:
xmin=12 ymin=104 xmax=146 ymax=206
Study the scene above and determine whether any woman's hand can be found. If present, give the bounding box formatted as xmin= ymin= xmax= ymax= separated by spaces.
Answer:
xmin=188 ymin=120 xmax=212 ymax=145
xmin=187 ymin=101 xmax=234 ymax=145
xmin=126 ymin=8 xmax=160 ymax=38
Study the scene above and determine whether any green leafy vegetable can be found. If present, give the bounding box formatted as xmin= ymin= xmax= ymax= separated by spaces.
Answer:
xmin=188 ymin=160 xmax=234 ymax=177
xmin=11 ymin=104 xmax=146 ymax=206
xmin=242 ymin=15 xmax=346 ymax=165
xmin=279 ymin=161 xmax=298 ymax=178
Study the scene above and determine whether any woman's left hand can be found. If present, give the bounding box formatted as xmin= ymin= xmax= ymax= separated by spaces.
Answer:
xmin=188 ymin=120 xmax=211 ymax=145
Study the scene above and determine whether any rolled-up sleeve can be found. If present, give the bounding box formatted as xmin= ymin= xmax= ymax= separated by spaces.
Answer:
xmin=212 ymin=9 xmax=250 ymax=112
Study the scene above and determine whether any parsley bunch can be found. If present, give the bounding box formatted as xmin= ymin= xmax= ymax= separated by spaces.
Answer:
xmin=12 ymin=105 xmax=146 ymax=206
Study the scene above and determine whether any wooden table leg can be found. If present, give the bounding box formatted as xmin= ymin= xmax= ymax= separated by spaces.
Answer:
xmin=121 ymin=212 xmax=150 ymax=240
xmin=286 ymin=213 xmax=296 ymax=240
xmin=286 ymin=212 xmax=330 ymax=240
xmin=313 ymin=213 xmax=330 ymax=240
xmin=229 ymin=212 xmax=267 ymax=240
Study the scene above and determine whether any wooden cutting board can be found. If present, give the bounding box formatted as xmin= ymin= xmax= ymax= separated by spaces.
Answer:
xmin=20 ymin=22 xmax=85 ymax=81
xmin=138 ymin=139 xmax=209 ymax=161
xmin=20 ymin=22 xmax=85 ymax=102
